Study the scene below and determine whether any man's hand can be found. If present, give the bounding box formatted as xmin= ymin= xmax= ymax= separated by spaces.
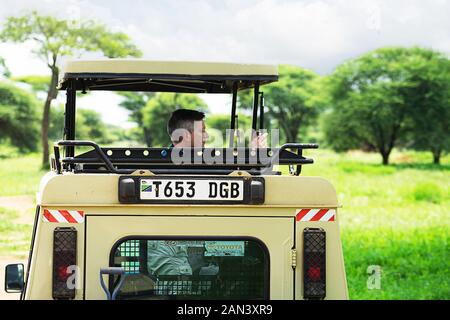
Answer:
xmin=251 ymin=131 xmax=268 ymax=148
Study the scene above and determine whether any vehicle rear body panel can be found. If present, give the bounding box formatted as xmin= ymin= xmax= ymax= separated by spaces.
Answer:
xmin=85 ymin=215 xmax=293 ymax=299
xmin=23 ymin=173 xmax=347 ymax=300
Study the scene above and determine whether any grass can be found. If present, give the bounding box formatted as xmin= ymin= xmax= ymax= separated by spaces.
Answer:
xmin=299 ymin=149 xmax=450 ymax=300
xmin=0 ymin=153 xmax=46 ymax=196
xmin=0 ymin=206 xmax=33 ymax=258
xmin=0 ymin=148 xmax=449 ymax=299
xmin=344 ymin=226 xmax=449 ymax=299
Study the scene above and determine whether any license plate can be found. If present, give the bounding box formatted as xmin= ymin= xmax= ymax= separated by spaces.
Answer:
xmin=140 ymin=178 xmax=245 ymax=202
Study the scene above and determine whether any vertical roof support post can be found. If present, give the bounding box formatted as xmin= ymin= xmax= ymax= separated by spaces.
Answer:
xmin=64 ymin=79 xmax=76 ymax=159
xmin=251 ymin=81 xmax=260 ymax=132
xmin=259 ymin=92 xmax=264 ymax=130
xmin=229 ymin=81 xmax=238 ymax=148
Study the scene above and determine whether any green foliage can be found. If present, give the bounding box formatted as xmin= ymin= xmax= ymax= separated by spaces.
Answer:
xmin=205 ymin=114 xmax=231 ymax=135
xmin=0 ymin=56 xmax=11 ymax=78
xmin=0 ymin=10 xmax=142 ymax=166
xmin=0 ymin=81 xmax=40 ymax=151
xmin=238 ymin=65 xmax=323 ymax=143
xmin=118 ymin=92 xmax=155 ymax=146
xmin=0 ymin=143 xmax=21 ymax=159
xmin=0 ymin=11 xmax=142 ymax=64
xmin=48 ymin=104 xmax=64 ymax=141
xmin=76 ymin=108 xmax=109 ymax=143
xmin=12 ymin=75 xmax=51 ymax=92
xmin=324 ymin=46 xmax=450 ymax=165
xmin=410 ymin=182 xmax=443 ymax=204
xmin=142 ymin=93 xmax=208 ymax=146
xmin=48 ymin=104 xmax=114 ymax=144
xmin=399 ymin=48 xmax=450 ymax=164
xmin=205 ymin=113 xmax=230 ymax=147
xmin=205 ymin=113 xmax=253 ymax=147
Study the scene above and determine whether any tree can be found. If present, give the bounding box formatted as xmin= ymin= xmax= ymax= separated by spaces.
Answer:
xmin=0 ymin=81 xmax=40 ymax=151
xmin=400 ymin=48 xmax=450 ymax=164
xmin=13 ymin=75 xmax=50 ymax=92
xmin=49 ymin=104 xmax=114 ymax=144
xmin=48 ymin=104 xmax=65 ymax=141
xmin=324 ymin=47 xmax=441 ymax=165
xmin=0 ymin=56 xmax=11 ymax=78
xmin=238 ymin=65 xmax=323 ymax=143
xmin=76 ymin=109 xmax=112 ymax=144
xmin=205 ymin=113 xmax=254 ymax=147
xmin=205 ymin=114 xmax=231 ymax=136
xmin=0 ymin=11 xmax=142 ymax=167
xmin=118 ymin=92 xmax=155 ymax=146
xmin=142 ymin=93 xmax=208 ymax=146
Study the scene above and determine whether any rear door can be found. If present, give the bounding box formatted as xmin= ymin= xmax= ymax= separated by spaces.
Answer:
xmin=84 ymin=215 xmax=294 ymax=299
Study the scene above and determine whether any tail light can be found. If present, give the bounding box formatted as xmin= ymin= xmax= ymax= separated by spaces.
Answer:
xmin=303 ymin=227 xmax=326 ymax=300
xmin=53 ymin=227 xmax=77 ymax=299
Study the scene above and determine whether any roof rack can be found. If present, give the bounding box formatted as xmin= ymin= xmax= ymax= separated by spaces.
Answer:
xmin=52 ymin=141 xmax=318 ymax=176
xmin=58 ymin=60 xmax=279 ymax=157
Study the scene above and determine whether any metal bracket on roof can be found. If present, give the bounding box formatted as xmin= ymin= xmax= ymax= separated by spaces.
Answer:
xmin=228 ymin=170 xmax=252 ymax=177
xmin=130 ymin=170 xmax=155 ymax=176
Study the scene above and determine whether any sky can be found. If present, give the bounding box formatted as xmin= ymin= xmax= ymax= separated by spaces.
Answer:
xmin=0 ymin=0 xmax=449 ymax=127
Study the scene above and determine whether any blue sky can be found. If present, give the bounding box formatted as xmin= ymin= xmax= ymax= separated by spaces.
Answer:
xmin=0 ymin=0 xmax=449 ymax=127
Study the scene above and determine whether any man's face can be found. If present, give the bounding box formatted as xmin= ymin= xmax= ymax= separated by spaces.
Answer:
xmin=191 ymin=120 xmax=208 ymax=147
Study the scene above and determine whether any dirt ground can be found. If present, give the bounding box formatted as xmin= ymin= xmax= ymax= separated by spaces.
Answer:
xmin=0 ymin=195 xmax=34 ymax=300
xmin=0 ymin=195 xmax=35 ymax=224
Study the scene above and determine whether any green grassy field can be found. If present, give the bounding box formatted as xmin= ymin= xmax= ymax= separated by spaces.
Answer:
xmin=0 ymin=153 xmax=46 ymax=196
xmin=0 ymin=149 xmax=448 ymax=299
xmin=299 ymin=149 xmax=450 ymax=299
xmin=0 ymin=206 xmax=32 ymax=257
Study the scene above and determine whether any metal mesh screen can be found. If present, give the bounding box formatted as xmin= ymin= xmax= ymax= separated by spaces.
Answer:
xmin=52 ymin=227 xmax=77 ymax=299
xmin=153 ymin=271 xmax=263 ymax=299
xmin=112 ymin=239 xmax=268 ymax=300
xmin=118 ymin=240 xmax=140 ymax=274
xmin=303 ymin=227 xmax=326 ymax=300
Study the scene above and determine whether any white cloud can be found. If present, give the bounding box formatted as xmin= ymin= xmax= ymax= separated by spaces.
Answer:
xmin=0 ymin=42 xmax=48 ymax=76
xmin=1 ymin=0 xmax=449 ymax=127
xmin=2 ymin=0 xmax=449 ymax=72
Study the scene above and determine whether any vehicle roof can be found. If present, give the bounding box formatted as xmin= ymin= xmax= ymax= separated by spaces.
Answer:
xmin=58 ymin=59 xmax=278 ymax=93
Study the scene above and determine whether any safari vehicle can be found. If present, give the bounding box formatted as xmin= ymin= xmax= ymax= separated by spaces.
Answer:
xmin=5 ymin=60 xmax=348 ymax=300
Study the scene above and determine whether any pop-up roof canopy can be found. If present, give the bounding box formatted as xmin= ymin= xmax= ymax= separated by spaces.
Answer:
xmin=58 ymin=60 xmax=278 ymax=93
xmin=54 ymin=59 xmax=316 ymax=175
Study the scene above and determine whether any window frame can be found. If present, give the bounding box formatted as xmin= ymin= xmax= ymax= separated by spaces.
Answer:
xmin=108 ymin=235 xmax=271 ymax=300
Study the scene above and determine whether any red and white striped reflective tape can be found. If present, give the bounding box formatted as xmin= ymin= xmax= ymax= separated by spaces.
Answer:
xmin=43 ymin=209 xmax=84 ymax=223
xmin=296 ymin=208 xmax=335 ymax=222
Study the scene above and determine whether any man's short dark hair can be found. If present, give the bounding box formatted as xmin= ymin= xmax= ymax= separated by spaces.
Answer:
xmin=167 ymin=109 xmax=205 ymax=142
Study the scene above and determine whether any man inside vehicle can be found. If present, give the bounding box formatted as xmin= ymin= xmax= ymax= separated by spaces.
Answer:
xmin=167 ymin=108 xmax=267 ymax=148
xmin=167 ymin=109 xmax=209 ymax=148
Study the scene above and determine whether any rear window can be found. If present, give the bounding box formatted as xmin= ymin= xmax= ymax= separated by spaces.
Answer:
xmin=110 ymin=237 xmax=269 ymax=300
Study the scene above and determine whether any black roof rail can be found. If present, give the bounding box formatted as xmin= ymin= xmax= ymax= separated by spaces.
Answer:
xmin=53 ymin=140 xmax=318 ymax=176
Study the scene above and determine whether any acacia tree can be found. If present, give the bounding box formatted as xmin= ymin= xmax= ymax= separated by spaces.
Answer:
xmin=0 ymin=11 xmax=142 ymax=167
xmin=324 ymin=47 xmax=447 ymax=165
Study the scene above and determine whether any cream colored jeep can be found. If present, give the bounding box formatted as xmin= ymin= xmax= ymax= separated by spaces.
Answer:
xmin=4 ymin=60 xmax=348 ymax=300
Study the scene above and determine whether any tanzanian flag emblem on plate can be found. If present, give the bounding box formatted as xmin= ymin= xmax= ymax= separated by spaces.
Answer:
xmin=141 ymin=183 xmax=152 ymax=192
